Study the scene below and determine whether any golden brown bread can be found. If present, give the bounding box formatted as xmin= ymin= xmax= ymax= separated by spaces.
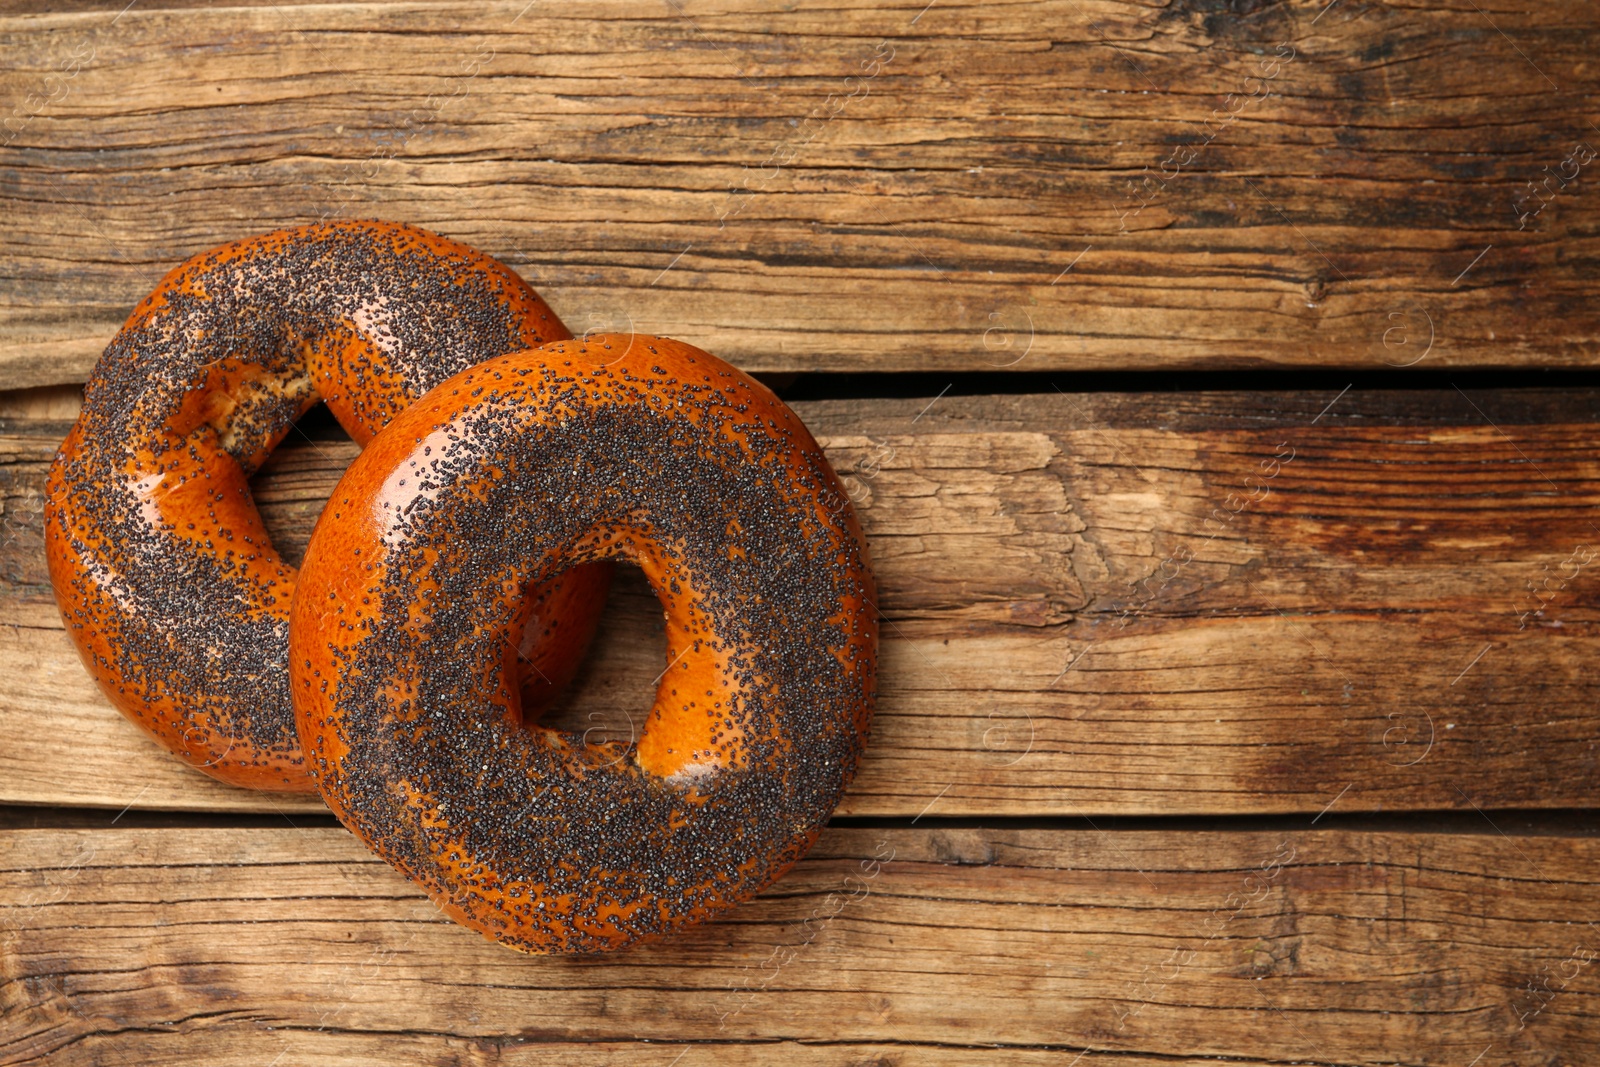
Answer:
xmin=291 ymin=334 xmax=878 ymax=952
xmin=46 ymin=220 xmax=611 ymax=791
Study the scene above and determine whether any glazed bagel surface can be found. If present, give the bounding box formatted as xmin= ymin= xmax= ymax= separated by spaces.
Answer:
xmin=45 ymin=220 xmax=609 ymax=791
xmin=290 ymin=334 xmax=877 ymax=953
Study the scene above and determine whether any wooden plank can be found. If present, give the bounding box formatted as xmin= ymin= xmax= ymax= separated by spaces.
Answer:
xmin=3 ymin=1 xmax=1599 ymax=384
xmin=4 ymin=389 xmax=1599 ymax=817
xmin=1 ymin=825 xmax=1596 ymax=1064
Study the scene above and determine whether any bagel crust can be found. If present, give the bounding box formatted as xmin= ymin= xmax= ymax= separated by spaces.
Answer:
xmin=291 ymin=334 xmax=878 ymax=953
xmin=45 ymin=220 xmax=608 ymax=791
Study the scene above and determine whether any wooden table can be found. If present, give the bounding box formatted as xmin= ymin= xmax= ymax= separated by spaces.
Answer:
xmin=3 ymin=1 xmax=1599 ymax=1063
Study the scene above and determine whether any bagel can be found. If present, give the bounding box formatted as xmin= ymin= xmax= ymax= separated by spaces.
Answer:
xmin=45 ymin=220 xmax=611 ymax=791
xmin=291 ymin=333 xmax=877 ymax=952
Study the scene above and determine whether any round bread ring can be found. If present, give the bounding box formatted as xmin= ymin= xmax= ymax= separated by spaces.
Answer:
xmin=45 ymin=220 xmax=612 ymax=792
xmin=290 ymin=334 xmax=878 ymax=953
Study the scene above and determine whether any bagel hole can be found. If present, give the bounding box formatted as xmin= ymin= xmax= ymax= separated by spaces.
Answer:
xmin=526 ymin=561 xmax=664 ymax=750
xmin=248 ymin=404 xmax=357 ymax=569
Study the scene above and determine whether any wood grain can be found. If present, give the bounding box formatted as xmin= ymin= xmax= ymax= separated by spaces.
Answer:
xmin=5 ymin=389 xmax=1599 ymax=817
xmin=3 ymin=1 xmax=1599 ymax=385
xmin=2 ymin=825 xmax=1597 ymax=1065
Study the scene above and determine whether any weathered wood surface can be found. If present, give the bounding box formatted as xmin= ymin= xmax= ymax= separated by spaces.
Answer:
xmin=4 ymin=1 xmax=1600 ymax=385
xmin=4 ymin=389 xmax=1599 ymax=817
xmin=2 ymin=825 xmax=1597 ymax=1065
